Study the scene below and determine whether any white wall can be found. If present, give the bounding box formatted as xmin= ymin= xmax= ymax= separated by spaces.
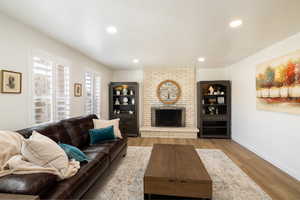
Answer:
xmin=196 ymin=67 xmax=230 ymax=81
xmin=229 ymin=32 xmax=300 ymax=181
xmin=0 ymin=13 xmax=113 ymax=130
xmin=112 ymin=69 xmax=144 ymax=83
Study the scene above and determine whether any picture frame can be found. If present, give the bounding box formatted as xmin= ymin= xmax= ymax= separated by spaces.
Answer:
xmin=1 ymin=70 xmax=22 ymax=94
xmin=74 ymin=83 xmax=82 ymax=97
xmin=256 ymin=49 xmax=300 ymax=115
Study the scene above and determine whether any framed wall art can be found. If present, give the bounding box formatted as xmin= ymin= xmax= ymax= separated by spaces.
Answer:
xmin=256 ymin=49 xmax=300 ymax=114
xmin=74 ymin=83 xmax=82 ymax=97
xmin=1 ymin=70 xmax=22 ymax=94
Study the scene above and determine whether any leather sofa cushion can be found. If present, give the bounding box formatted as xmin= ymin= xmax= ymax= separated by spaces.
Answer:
xmin=0 ymin=173 xmax=57 ymax=195
xmin=82 ymin=138 xmax=126 ymax=162
xmin=40 ymin=152 xmax=109 ymax=200
xmin=62 ymin=115 xmax=97 ymax=148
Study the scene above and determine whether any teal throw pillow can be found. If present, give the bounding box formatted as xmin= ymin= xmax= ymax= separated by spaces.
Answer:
xmin=89 ymin=125 xmax=116 ymax=145
xmin=59 ymin=143 xmax=90 ymax=162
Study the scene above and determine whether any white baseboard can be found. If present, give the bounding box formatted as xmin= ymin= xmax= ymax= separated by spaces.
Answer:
xmin=232 ymin=137 xmax=300 ymax=181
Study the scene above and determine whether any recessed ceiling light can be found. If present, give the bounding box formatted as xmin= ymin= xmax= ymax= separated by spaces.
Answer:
xmin=198 ymin=57 xmax=205 ymax=62
xmin=106 ymin=26 xmax=117 ymax=34
xmin=133 ymin=59 xmax=139 ymax=64
xmin=229 ymin=20 xmax=243 ymax=28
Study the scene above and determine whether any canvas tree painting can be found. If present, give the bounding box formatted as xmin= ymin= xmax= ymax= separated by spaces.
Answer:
xmin=256 ymin=50 xmax=300 ymax=114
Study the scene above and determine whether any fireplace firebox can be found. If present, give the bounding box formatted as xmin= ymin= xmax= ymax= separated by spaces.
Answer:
xmin=151 ymin=107 xmax=185 ymax=127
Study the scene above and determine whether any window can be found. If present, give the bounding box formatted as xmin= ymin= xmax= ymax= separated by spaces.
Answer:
xmin=32 ymin=55 xmax=70 ymax=124
xmin=55 ymin=64 xmax=70 ymax=121
xmin=94 ymin=75 xmax=101 ymax=117
xmin=85 ymin=72 xmax=101 ymax=117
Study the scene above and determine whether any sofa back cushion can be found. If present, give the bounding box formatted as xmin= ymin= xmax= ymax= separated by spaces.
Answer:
xmin=17 ymin=122 xmax=71 ymax=144
xmin=61 ymin=115 xmax=98 ymax=148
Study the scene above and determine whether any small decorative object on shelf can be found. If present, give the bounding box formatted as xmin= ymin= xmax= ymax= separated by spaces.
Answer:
xmin=123 ymin=97 xmax=129 ymax=105
xmin=217 ymin=97 xmax=225 ymax=104
xmin=208 ymin=106 xmax=215 ymax=115
xmin=122 ymin=86 xmax=128 ymax=95
xmin=130 ymin=89 xmax=134 ymax=95
xmin=197 ymin=81 xmax=231 ymax=139
xmin=208 ymin=86 xmax=214 ymax=95
xmin=109 ymin=82 xmax=139 ymax=137
xmin=208 ymin=98 xmax=216 ymax=104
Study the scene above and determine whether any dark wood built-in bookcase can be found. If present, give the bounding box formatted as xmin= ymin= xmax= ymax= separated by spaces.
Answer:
xmin=109 ymin=82 xmax=139 ymax=137
xmin=197 ymin=81 xmax=231 ymax=139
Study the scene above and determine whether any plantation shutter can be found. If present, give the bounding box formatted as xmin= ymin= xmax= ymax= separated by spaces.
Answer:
xmin=94 ymin=75 xmax=101 ymax=117
xmin=85 ymin=72 xmax=94 ymax=115
xmin=32 ymin=56 xmax=53 ymax=124
xmin=55 ymin=64 xmax=70 ymax=121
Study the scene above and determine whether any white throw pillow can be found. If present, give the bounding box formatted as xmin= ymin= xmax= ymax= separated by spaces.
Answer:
xmin=93 ymin=119 xmax=122 ymax=138
xmin=21 ymin=131 xmax=70 ymax=176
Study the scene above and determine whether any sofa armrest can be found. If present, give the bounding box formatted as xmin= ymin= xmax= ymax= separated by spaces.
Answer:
xmin=0 ymin=193 xmax=39 ymax=200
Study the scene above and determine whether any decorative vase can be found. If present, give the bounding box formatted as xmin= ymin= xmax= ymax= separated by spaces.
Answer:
xmin=122 ymin=88 xmax=128 ymax=95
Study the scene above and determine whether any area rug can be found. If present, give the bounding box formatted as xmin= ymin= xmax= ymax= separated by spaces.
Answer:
xmin=83 ymin=147 xmax=272 ymax=200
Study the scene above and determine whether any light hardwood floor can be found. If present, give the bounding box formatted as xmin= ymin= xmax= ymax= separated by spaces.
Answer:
xmin=128 ymin=138 xmax=300 ymax=200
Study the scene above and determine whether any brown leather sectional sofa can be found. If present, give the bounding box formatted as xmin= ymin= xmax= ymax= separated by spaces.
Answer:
xmin=0 ymin=114 xmax=127 ymax=199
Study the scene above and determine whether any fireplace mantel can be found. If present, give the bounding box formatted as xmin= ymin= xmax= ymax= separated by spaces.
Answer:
xmin=140 ymin=126 xmax=198 ymax=138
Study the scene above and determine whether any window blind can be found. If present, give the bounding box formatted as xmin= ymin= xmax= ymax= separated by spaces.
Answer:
xmin=32 ymin=56 xmax=53 ymax=124
xmin=94 ymin=75 xmax=101 ymax=117
xmin=85 ymin=72 xmax=101 ymax=117
xmin=55 ymin=64 xmax=70 ymax=121
xmin=85 ymin=72 xmax=94 ymax=115
xmin=32 ymin=56 xmax=70 ymax=124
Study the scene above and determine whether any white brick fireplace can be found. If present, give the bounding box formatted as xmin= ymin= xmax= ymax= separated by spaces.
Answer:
xmin=140 ymin=67 xmax=198 ymax=138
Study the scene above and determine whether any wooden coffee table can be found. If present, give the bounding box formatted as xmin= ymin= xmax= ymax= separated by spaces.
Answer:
xmin=144 ymin=144 xmax=212 ymax=200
